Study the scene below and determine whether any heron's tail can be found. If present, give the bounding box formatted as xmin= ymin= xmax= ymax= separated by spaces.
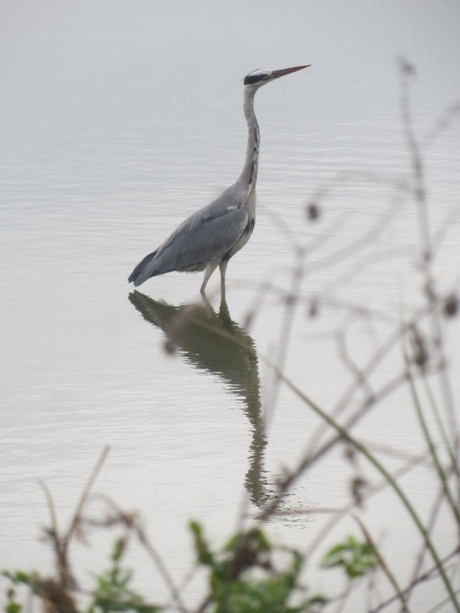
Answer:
xmin=128 ymin=249 xmax=158 ymax=286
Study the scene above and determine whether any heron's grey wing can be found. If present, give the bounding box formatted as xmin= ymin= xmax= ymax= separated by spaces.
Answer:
xmin=145 ymin=205 xmax=249 ymax=276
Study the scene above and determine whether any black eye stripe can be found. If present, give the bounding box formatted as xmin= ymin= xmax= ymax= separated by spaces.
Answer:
xmin=244 ymin=75 xmax=260 ymax=85
xmin=244 ymin=73 xmax=268 ymax=85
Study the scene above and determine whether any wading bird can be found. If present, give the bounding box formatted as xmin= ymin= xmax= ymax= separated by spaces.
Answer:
xmin=128 ymin=64 xmax=309 ymax=296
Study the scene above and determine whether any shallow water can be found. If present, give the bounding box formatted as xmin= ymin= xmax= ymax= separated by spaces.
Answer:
xmin=1 ymin=1 xmax=459 ymax=610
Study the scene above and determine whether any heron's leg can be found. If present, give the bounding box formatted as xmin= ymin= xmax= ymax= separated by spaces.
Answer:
xmin=200 ymin=292 xmax=214 ymax=314
xmin=200 ymin=261 xmax=219 ymax=295
xmin=219 ymin=260 xmax=228 ymax=300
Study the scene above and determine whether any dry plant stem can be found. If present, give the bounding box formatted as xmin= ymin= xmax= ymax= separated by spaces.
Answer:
xmin=300 ymin=369 xmax=408 ymax=483
xmin=399 ymin=63 xmax=431 ymax=258
xmin=308 ymin=190 xmax=405 ymax=273
xmin=352 ymin=514 xmax=409 ymax=612
xmin=86 ymin=493 xmax=189 ymax=613
xmin=319 ymin=294 xmax=398 ymax=325
xmin=405 ymin=482 xmax=447 ymax=609
xmin=330 ymin=581 xmax=354 ymax=613
xmin=241 ymin=276 xmax=276 ymax=333
xmin=301 ymin=452 xmax=427 ymax=559
xmin=400 ymin=59 xmax=459 ymax=492
xmin=65 ymin=446 xmax=110 ymax=546
xmin=406 ymin=362 xmax=460 ymax=527
xmin=422 ymin=374 xmax=458 ymax=476
xmin=48 ymin=464 xmax=188 ymax=612
xmin=134 ymin=524 xmax=189 ymax=613
xmin=167 ymin=563 xmax=200 ymax=612
xmin=422 ymin=100 xmax=460 ymax=150
xmin=262 ymin=205 xmax=304 ymax=253
xmin=368 ymin=571 xmax=384 ymax=613
xmin=48 ymin=445 xmax=110 ymax=589
xmin=193 ymin=598 xmax=207 ymax=613
xmin=266 ymin=365 xmax=460 ymax=610
xmin=306 ymin=169 xmax=411 ymax=252
xmin=305 ymin=325 xmax=404 ymax=454
xmin=319 ymin=244 xmax=417 ymax=298
xmin=364 ymin=442 xmax=430 ymax=464
xmin=74 ymin=585 xmax=161 ymax=612
xmin=39 ymin=480 xmax=59 ymax=536
xmin=305 ymin=302 xmax=435 ymax=456
xmin=370 ymin=547 xmax=460 ymax=613
xmin=256 ymin=366 xmax=410 ymax=525
xmin=303 ymin=211 xmax=350 ymax=260
xmin=432 ymin=205 xmax=460 ymax=257
xmin=264 ymin=245 xmax=305 ymax=428
xmin=195 ymin=593 xmax=213 ymax=613
xmin=304 ymin=68 xmax=458 ymax=478
xmin=336 ymin=323 xmax=374 ymax=401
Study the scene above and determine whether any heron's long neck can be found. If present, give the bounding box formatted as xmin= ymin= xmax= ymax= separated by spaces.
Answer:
xmin=238 ymin=87 xmax=260 ymax=192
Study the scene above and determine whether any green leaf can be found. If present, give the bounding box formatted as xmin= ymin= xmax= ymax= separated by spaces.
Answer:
xmin=89 ymin=538 xmax=161 ymax=613
xmin=189 ymin=521 xmax=215 ymax=567
xmin=4 ymin=586 xmax=23 ymax=613
xmin=2 ymin=571 xmax=32 ymax=586
xmin=321 ymin=535 xmax=378 ymax=579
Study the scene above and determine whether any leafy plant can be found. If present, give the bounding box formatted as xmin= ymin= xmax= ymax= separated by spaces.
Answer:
xmin=3 ymin=61 xmax=459 ymax=613
xmin=4 ymin=585 xmax=23 ymax=613
xmin=190 ymin=521 xmax=327 ymax=613
xmin=89 ymin=537 xmax=160 ymax=613
xmin=3 ymin=540 xmax=160 ymax=613
xmin=321 ymin=535 xmax=378 ymax=579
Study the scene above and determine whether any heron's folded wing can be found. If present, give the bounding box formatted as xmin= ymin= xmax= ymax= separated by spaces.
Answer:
xmin=152 ymin=206 xmax=249 ymax=273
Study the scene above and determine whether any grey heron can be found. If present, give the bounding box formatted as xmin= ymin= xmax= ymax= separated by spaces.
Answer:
xmin=128 ymin=64 xmax=309 ymax=296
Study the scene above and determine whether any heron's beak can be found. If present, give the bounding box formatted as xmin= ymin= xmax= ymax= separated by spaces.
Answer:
xmin=271 ymin=65 xmax=310 ymax=81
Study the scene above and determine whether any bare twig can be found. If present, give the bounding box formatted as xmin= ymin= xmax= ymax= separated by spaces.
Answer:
xmin=353 ymin=514 xmax=409 ymax=612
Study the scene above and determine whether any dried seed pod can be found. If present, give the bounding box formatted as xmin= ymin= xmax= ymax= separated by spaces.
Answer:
xmin=306 ymin=202 xmax=321 ymax=222
xmin=443 ymin=293 xmax=458 ymax=318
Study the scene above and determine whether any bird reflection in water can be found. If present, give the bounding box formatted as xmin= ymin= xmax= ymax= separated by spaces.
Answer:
xmin=128 ymin=291 xmax=271 ymax=507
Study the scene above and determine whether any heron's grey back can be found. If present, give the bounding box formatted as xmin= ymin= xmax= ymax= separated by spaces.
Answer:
xmin=132 ymin=184 xmax=251 ymax=285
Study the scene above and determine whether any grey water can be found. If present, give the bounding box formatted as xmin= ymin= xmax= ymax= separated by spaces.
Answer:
xmin=1 ymin=1 xmax=459 ymax=610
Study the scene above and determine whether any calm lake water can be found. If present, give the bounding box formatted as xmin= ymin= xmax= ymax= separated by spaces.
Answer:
xmin=1 ymin=1 xmax=459 ymax=610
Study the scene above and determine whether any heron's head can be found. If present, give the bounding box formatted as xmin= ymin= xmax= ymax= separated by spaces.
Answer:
xmin=243 ymin=65 xmax=310 ymax=89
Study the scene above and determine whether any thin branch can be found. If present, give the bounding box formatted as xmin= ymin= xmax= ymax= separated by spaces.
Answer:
xmin=370 ymin=546 xmax=460 ymax=613
xmin=405 ymin=361 xmax=460 ymax=527
xmin=264 ymin=363 xmax=460 ymax=610
xmin=353 ymin=514 xmax=409 ymax=612
xmin=64 ymin=446 xmax=110 ymax=547
xmin=422 ymin=100 xmax=460 ymax=151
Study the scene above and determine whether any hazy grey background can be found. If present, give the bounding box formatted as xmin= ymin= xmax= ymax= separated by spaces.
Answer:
xmin=1 ymin=0 xmax=459 ymax=609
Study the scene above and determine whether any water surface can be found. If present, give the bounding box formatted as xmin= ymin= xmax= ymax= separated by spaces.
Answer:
xmin=1 ymin=1 xmax=459 ymax=609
